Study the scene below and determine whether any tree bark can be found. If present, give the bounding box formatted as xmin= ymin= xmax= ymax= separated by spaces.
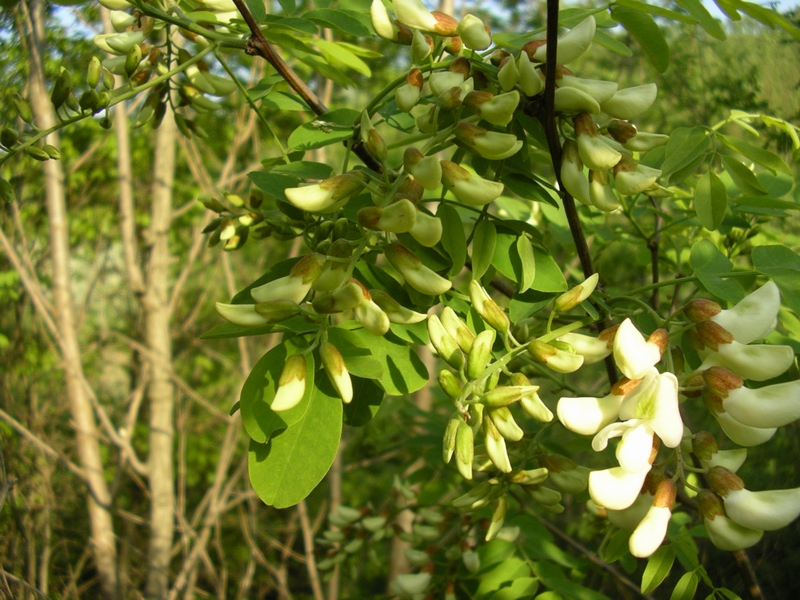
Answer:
xmin=144 ymin=106 xmax=178 ymax=600
xmin=21 ymin=1 xmax=120 ymax=597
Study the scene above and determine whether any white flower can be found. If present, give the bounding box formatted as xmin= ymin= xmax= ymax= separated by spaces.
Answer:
xmin=705 ymin=514 xmax=764 ymax=551
xmin=557 ymin=332 xmax=611 ymax=364
xmin=722 ymin=380 xmax=800 ymax=429
xmin=714 ymin=411 xmax=776 ymax=447
xmin=710 ymin=281 xmax=780 ymax=344
xmin=557 ymin=391 xmax=624 ymax=436
xmin=589 ymin=465 xmax=650 ymax=510
xmin=629 ymin=505 xmax=671 ymax=558
xmin=613 ymin=319 xmax=663 ymax=380
xmin=698 ymin=341 xmax=794 ymax=381
xmin=724 ymin=488 xmax=800 ymax=531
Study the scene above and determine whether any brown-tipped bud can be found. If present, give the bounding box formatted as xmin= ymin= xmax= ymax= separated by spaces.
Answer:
xmin=320 ymin=342 xmax=353 ymax=403
xmin=410 ymin=29 xmax=433 ymax=63
xmin=463 ymin=90 xmax=520 ymax=127
xmin=554 ymin=273 xmax=599 ymax=312
xmin=490 ymin=49 xmax=510 ymax=66
xmin=467 ymin=329 xmax=496 ymax=380
xmin=457 ymin=14 xmax=492 ymax=50
xmin=642 ymin=469 xmax=666 ymax=496
xmin=702 ymin=367 xmax=744 ymax=397
xmin=358 ymin=198 xmax=417 ymax=233
xmin=649 ymin=436 xmax=661 ymax=465
xmin=685 ymin=298 xmax=722 ymax=322
xmin=497 ymin=55 xmax=519 ymax=92
xmin=527 ymin=340 xmax=584 ymax=373
xmin=385 ymin=243 xmax=452 ymax=296
xmin=469 ymin=280 xmax=510 ymax=334
xmin=429 ymin=314 xmax=465 ymax=369
xmin=454 ymin=421 xmax=474 ymax=480
xmin=450 ymin=56 xmax=472 ymax=77
xmin=441 ymin=307 xmax=476 ymax=353
xmin=697 ymin=489 xmax=726 ymax=520
xmin=290 ymin=252 xmax=327 ymax=283
xmin=431 ymin=10 xmax=459 ymax=36
xmin=522 ymin=40 xmax=547 ymax=62
xmin=272 ymin=354 xmax=307 ymax=412
xmin=254 ymin=299 xmax=301 ymax=322
xmin=653 ymin=479 xmax=677 ymax=509
xmin=683 ymin=372 xmax=705 ymax=398
xmin=613 ymin=154 xmax=662 ymax=196
xmin=695 ymin=320 xmax=735 ymax=351
xmin=443 ymin=35 xmax=462 ymax=54
xmin=396 ymin=68 xmax=424 ymax=112
xmin=692 ymin=431 xmax=720 ymax=462
xmin=443 ymin=417 xmax=460 ymax=463
xmin=312 ymin=279 xmax=364 ymax=313
xmin=437 ymin=86 xmax=463 ymax=111
xmin=606 ymin=120 xmax=637 ymax=144
xmin=702 ymin=387 xmax=725 ymax=415
xmin=647 ymin=328 xmax=669 ymax=355
xmin=538 ymin=453 xmax=578 ymax=473
xmin=707 ymin=466 xmax=746 ymax=497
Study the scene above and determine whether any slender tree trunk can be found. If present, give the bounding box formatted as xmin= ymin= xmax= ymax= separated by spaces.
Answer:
xmin=144 ymin=104 xmax=178 ymax=599
xmin=21 ymin=1 xmax=120 ymax=597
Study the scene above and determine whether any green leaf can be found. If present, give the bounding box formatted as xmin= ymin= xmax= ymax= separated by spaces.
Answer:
xmin=717 ymin=588 xmax=743 ymax=600
xmin=592 ymin=29 xmax=634 ymax=56
xmin=694 ymin=172 xmax=728 ymax=231
xmin=600 ymin=528 xmax=632 ymax=564
xmin=510 ymin=289 xmax=555 ymax=322
xmin=249 ymin=171 xmax=301 ymax=202
xmin=661 ymin=128 xmax=712 ymax=183
xmin=532 ymin=561 xmax=611 ymax=600
xmin=287 ymin=108 xmax=360 ymax=151
xmin=720 ymin=155 xmax=768 ymax=195
xmin=303 ymin=8 xmax=372 ymax=37
xmin=690 ymin=239 xmax=744 ymax=303
xmin=276 ymin=0 xmax=295 ymax=15
xmin=342 ymin=376 xmax=384 ymax=426
xmin=0 ymin=177 xmax=15 ymax=203
xmin=248 ymin=373 xmax=342 ymax=508
xmin=245 ymin=0 xmax=268 ymax=21
xmin=752 ymin=245 xmax=800 ymax=316
xmin=327 ymin=325 xmax=428 ymax=395
xmin=503 ymin=173 xmax=559 ymax=208
xmin=611 ymin=6 xmax=670 ymax=73
xmin=240 ymin=340 xmax=315 ymax=444
xmin=261 ymin=91 xmax=308 ymax=112
xmin=713 ymin=0 xmax=742 ymax=20
xmin=717 ymin=134 xmax=791 ymax=176
xmin=472 ymin=219 xmax=497 ymax=280
xmin=476 ymin=557 xmax=530 ymax=597
xmin=490 ymin=577 xmax=539 ymax=599
xmin=314 ymin=40 xmax=371 ymax=77
xmin=615 ymin=0 xmax=697 ymax=23
xmin=517 ymin=236 xmax=536 ymax=293
xmin=492 ymin=233 xmax=520 ymax=283
xmin=439 ymin=204 xmax=467 ymax=277
xmin=670 ymin=571 xmax=699 ymax=600
xmin=641 ymin=546 xmax=675 ymax=594
xmin=675 ymin=0 xmax=726 ymax=39
xmin=532 ymin=247 xmax=568 ymax=292
xmin=272 ymin=160 xmax=334 ymax=180
xmin=734 ymin=1 xmax=800 ymax=40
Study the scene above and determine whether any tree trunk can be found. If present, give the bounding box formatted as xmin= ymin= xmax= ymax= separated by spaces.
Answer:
xmin=21 ymin=1 xmax=120 ymax=597
xmin=144 ymin=106 xmax=178 ymax=599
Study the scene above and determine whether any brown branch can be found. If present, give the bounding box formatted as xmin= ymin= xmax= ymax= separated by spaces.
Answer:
xmin=231 ymin=0 xmax=381 ymax=172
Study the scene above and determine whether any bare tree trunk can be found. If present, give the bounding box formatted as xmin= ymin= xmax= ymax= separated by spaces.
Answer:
xmin=20 ymin=1 xmax=120 ymax=597
xmin=144 ymin=106 xmax=178 ymax=600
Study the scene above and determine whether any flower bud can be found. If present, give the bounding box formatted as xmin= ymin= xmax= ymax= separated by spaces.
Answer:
xmin=215 ymin=302 xmax=272 ymax=327
xmin=358 ymin=198 xmax=417 ymax=233
xmin=624 ymin=131 xmax=669 ymax=153
xmin=395 ymin=68 xmax=423 ymax=112
xmin=554 ymin=87 xmax=600 ymax=115
xmin=485 ymin=496 xmax=507 ymax=541
xmin=410 ymin=29 xmax=432 ymax=63
xmin=558 ymin=75 xmax=617 ymax=104
xmin=320 ymin=342 xmax=353 ymax=403
xmin=560 ymin=139 xmax=591 ymax=206
xmin=251 ymin=254 xmax=326 ymax=304
xmin=384 ymin=243 xmax=452 ymax=296
xmin=428 ymin=314 xmax=465 ymax=369
xmin=369 ymin=289 xmax=427 ymax=324
xmin=554 ymin=273 xmax=599 ymax=312
xmin=370 ymin=0 xmax=398 ymax=40
xmin=699 ymin=489 xmax=764 ymax=551
xmin=713 ymin=409 xmax=777 ymax=447
xmin=452 ymin=479 xmax=499 ymax=509
xmin=482 ymin=386 xmax=532 ymax=408
xmin=408 ymin=210 xmax=443 ymax=247
xmin=518 ymin=387 xmax=553 ymax=423
xmin=429 ymin=70 xmax=466 ymax=97
xmin=312 ymin=279 xmax=365 ymax=313
xmin=463 ymin=328 xmax=493 ymax=380
xmin=440 ymin=160 xmax=505 ymax=207
xmin=722 ymin=485 xmax=800 ymax=532
xmin=488 ymin=406 xmax=524 ymax=441
xmin=574 ymin=113 xmax=621 ymax=171
xmin=517 ymin=51 xmax=544 ymax=97
xmin=404 ymin=147 xmax=443 ymax=190
xmin=455 ymin=421 xmax=475 ymax=480
xmin=614 ymin=154 xmax=661 ymax=196
xmin=355 ymin=296 xmax=391 ymax=336
xmin=254 ymin=299 xmax=302 ymax=322
xmin=693 ymin=431 xmax=747 ymax=472
xmin=531 ymin=16 xmax=596 ymax=65
xmin=606 ymin=119 xmax=637 ymax=144
xmin=392 ymin=0 xmax=437 ymax=31
xmin=457 ymin=14 xmax=492 ymax=50
xmin=443 ymin=417 xmax=460 ymax=463
xmin=454 ymin=122 xmax=522 ymax=161
xmin=469 ymin=280 xmax=510 ymax=334
xmin=528 ymin=340 xmax=584 ymax=373
xmin=685 ymin=298 xmax=722 ymax=322
xmin=601 ymin=83 xmax=658 ymax=120
xmin=441 ymin=307 xmax=475 ymax=353
xmin=94 ymin=31 xmax=144 ymax=55
xmin=438 ymin=370 xmax=463 ymax=400
xmin=629 ymin=479 xmax=675 ymax=558
xmin=285 ymin=173 xmax=365 ymax=213
xmin=556 ymin=332 xmax=612 ymax=365
xmin=497 ymin=56 xmax=519 ymax=92
xmin=463 ymin=90 xmax=520 ymax=127
xmin=528 ymin=485 xmax=562 ymax=507
xmin=483 ymin=416 xmax=512 ymax=472
xmin=272 ymin=354 xmax=307 ymax=412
